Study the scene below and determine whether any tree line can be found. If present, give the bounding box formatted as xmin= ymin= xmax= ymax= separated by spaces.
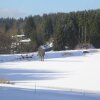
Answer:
xmin=0 ymin=9 xmax=100 ymax=53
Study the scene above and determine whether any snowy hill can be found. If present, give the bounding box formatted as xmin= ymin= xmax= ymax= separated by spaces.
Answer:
xmin=0 ymin=49 xmax=100 ymax=100
xmin=0 ymin=49 xmax=97 ymax=62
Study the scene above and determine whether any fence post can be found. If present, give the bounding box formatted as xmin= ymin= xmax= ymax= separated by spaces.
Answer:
xmin=35 ymin=82 xmax=36 ymax=93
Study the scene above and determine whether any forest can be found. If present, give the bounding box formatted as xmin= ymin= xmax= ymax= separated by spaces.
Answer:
xmin=0 ymin=9 xmax=100 ymax=53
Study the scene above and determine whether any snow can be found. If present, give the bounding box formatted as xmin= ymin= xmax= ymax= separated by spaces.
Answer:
xmin=0 ymin=49 xmax=100 ymax=100
xmin=16 ymin=34 xmax=25 ymax=37
xmin=0 ymin=87 xmax=100 ymax=100
xmin=20 ymin=38 xmax=31 ymax=43
xmin=0 ymin=49 xmax=87 ymax=62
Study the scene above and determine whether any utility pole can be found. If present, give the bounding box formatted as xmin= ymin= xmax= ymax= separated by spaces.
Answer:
xmin=82 ymin=26 xmax=84 ymax=43
xmin=78 ymin=23 xmax=81 ymax=44
xmin=84 ymin=11 xmax=87 ymax=44
xmin=84 ymin=25 xmax=87 ymax=43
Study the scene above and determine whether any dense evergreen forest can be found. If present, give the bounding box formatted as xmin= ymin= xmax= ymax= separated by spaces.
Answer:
xmin=0 ymin=9 xmax=100 ymax=53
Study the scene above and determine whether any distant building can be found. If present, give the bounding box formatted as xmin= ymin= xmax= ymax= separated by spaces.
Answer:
xmin=11 ymin=34 xmax=31 ymax=53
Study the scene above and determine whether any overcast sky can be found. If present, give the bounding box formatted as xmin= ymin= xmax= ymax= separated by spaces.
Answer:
xmin=0 ymin=0 xmax=100 ymax=18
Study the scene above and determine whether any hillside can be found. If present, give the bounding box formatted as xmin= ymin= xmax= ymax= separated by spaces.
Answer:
xmin=0 ymin=49 xmax=100 ymax=100
xmin=0 ymin=9 xmax=100 ymax=53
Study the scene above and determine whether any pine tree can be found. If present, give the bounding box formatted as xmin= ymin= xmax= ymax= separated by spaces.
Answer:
xmin=53 ymin=24 xmax=66 ymax=51
xmin=24 ymin=16 xmax=36 ymax=38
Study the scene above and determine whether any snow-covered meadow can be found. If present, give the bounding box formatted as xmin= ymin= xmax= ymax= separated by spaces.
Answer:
xmin=0 ymin=49 xmax=100 ymax=100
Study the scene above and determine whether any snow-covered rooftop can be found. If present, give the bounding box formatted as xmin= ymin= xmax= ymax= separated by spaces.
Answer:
xmin=16 ymin=34 xmax=25 ymax=37
xmin=20 ymin=39 xmax=31 ymax=43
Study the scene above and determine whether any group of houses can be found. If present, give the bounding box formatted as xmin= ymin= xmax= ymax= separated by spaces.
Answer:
xmin=11 ymin=34 xmax=31 ymax=53
xmin=11 ymin=30 xmax=94 ymax=54
xmin=11 ymin=34 xmax=53 ymax=53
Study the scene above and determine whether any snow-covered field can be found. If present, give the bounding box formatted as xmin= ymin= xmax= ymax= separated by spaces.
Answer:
xmin=0 ymin=49 xmax=100 ymax=100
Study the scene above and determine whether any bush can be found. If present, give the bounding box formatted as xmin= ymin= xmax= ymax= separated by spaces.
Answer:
xmin=0 ymin=79 xmax=14 ymax=84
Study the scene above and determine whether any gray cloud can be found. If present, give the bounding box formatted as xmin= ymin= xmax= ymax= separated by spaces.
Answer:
xmin=0 ymin=9 xmax=26 ymax=18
